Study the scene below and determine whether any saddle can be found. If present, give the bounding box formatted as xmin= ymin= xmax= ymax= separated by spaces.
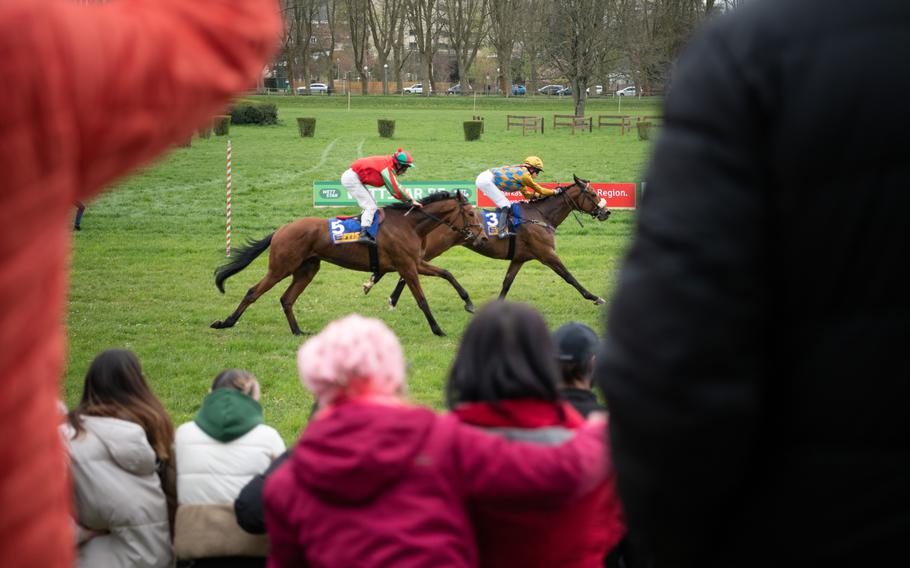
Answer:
xmin=329 ymin=210 xmax=385 ymax=245
xmin=483 ymin=203 xmax=523 ymax=238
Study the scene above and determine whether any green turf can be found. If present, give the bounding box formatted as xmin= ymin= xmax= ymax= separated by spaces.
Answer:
xmin=65 ymin=94 xmax=659 ymax=444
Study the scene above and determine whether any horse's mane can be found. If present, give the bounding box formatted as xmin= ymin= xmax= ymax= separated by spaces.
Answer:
xmin=385 ymin=190 xmax=462 ymax=210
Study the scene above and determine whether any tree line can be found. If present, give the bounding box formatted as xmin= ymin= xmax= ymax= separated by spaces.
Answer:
xmin=279 ymin=0 xmax=747 ymax=115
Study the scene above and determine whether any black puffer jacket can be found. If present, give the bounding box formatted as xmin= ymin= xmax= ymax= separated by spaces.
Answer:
xmin=597 ymin=1 xmax=910 ymax=567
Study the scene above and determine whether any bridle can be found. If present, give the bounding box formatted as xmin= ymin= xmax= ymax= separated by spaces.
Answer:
xmin=410 ymin=193 xmax=484 ymax=241
xmin=557 ymin=182 xmax=610 ymax=221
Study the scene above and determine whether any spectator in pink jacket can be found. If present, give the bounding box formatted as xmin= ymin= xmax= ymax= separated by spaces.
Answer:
xmin=264 ymin=314 xmax=609 ymax=568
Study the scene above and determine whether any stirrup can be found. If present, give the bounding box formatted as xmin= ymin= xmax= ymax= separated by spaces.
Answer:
xmin=357 ymin=229 xmax=376 ymax=245
xmin=497 ymin=208 xmax=511 ymax=238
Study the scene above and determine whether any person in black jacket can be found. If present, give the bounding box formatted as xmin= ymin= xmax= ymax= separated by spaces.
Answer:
xmin=552 ymin=322 xmax=605 ymax=418
xmin=234 ymin=451 xmax=290 ymax=534
xmin=595 ymin=1 xmax=910 ymax=567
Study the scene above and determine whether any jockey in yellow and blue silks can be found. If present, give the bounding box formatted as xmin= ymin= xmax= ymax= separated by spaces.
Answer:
xmin=475 ymin=156 xmax=554 ymax=236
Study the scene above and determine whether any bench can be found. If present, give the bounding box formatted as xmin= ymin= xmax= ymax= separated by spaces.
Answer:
xmin=553 ymin=114 xmax=592 ymax=134
xmin=506 ymin=115 xmax=544 ymax=135
xmin=597 ymin=115 xmax=634 ymax=135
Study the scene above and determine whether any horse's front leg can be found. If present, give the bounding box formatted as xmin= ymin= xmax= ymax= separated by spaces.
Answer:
xmin=398 ymin=266 xmax=445 ymax=336
xmin=416 ymin=260 xmax=474 ymax=313
xmin=537 ymin=250 xmax=605 ymax=305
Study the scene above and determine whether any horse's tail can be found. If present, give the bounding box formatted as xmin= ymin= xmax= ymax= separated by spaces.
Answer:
xmin=214 ymin=233 xmax=274 ymax=293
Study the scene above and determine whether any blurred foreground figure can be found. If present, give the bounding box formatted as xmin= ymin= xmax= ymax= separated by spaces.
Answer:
xmin=596 ymin=1 xmax=910 ymax=566
xmin=0 ymin=0 xmax=280 ymax=565
xmin=265 ymin=314 xmax=608 ymax=568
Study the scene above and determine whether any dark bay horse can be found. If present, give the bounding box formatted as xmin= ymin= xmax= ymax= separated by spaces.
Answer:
xmin=211 ymin=191 xmax=484 ymax=336
xmin=366 ymin=175 xmax=611 ymax=307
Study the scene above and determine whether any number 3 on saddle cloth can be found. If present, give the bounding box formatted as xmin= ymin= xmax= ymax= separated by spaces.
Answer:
xmin=328 ymin=213 xmax=381 ymax=245
xmin=483 ymin=203 xmax=523 ymax=238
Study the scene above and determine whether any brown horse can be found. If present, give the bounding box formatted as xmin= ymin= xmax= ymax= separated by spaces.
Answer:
xmin=366 ymin=175 xmax=611 ymax=307
xmin=211 ymin=191 xmax=484 ymax=336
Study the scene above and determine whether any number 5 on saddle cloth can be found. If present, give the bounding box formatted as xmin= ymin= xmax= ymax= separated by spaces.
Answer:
xmin=483 ymin=203 xmax=523 ymax=238
xmin=328 ymin=214 xmax=381 ymax=244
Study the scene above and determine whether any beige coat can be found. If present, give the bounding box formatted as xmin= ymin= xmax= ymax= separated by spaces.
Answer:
xmin=63 ymin=416 xmax=173 ymax=568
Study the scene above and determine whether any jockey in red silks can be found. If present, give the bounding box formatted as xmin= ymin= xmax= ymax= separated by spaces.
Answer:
xmin=341 ymin=148 xmax=421 ymax=244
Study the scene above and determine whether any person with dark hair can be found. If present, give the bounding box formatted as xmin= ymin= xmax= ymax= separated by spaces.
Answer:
xmin=264 ymin=313 xmax=609 ymax=568
xmin=596 ymin=1 xmax=910 ymax=566
xmin=61 ymin=349 xmax=176 ymax=567
xmin=0 ymin=1 xmax=280 ymax=564
xmin=552 ymin=321 xmax=605 ymax=418
xmin=447 ymin=302 xmax=626 ymax=568
xmin=174 ymin=369 xmax=285 ymax=567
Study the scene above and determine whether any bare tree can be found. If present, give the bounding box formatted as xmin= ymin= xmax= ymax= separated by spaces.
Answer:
xmin=391 ymin=18 xmax=410 ymax=93
xmin=517 ymin=0 xmax=548 ymax=95
xmin=487 ymin=0 xmax=520 ymax=96
xmin=544 ymin=0 xmax=611 ymax=116
xmin=405 ymin=0 xmax=442 ymax=96
xmin=614 ymin=0 xmax=715 ymax=95
xmin=283 ymin=0 xmax=319 ymax=93
xmin=368 ymin=0 xmax=405 ymax=95
xmin=345 ymin=0 xmax=371 ymax=94
xmin=323 ymin=0 xmax=340 ymax=93
xmin=441 ymin=0 xmax=488 ymax=93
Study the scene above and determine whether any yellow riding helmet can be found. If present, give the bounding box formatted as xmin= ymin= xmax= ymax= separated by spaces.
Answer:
xmin=522 ymin=156 xmax=544 ymax=172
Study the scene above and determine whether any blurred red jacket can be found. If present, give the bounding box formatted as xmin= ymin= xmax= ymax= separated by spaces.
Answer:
xmin=454 ymin=399 xmax=627 ymax=568
xmin=0 ymin=1 xmax=280 ymax=565
xmin=264 ymin=401 xmax=607 ymax=568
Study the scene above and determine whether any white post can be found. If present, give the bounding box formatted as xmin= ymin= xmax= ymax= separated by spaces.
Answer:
xmin=225 ymin=139 xmax=232 ymax=257
xmin=473 ymin=88 xmax=477 ymax=112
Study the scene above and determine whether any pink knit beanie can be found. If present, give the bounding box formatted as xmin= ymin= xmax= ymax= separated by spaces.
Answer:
xmin=297 ymin=314 xmax=406 ymax=405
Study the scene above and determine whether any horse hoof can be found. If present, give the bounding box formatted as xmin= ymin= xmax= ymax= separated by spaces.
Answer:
xmin=464 ymin=303 xmax=475 ymax=314
xmin=593 ymin=297 xmax=606 ymax=306
xmin=432 ymin=329 xmax=447 ymax=337
xmin=210 ymin=321 xmax=224 ymax=329
xmin=362 ymin=281 xmax=374 ymax=295
xmin=387 ymin=298 xmax=396 ymax=310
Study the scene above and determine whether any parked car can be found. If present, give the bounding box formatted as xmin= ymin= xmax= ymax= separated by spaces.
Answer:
xmin=404 ymin=83 xmax=431 ymax=94
xmin=296 ymin=82 xmax=328 ymax=95
xmin=447 ymin=83 xmax=463 ymax=95
xmin=511 ymin=84 xmax=527 ymax=95
xmin=537 ymin=84 xmax=564 ymax=96
xmin=586 ymin=85 xmax=604 ymax=95
xmin=556 ymin=86 xmax=573 ymax=96
xmin=615 ymin=86 xmax=637 ymax=96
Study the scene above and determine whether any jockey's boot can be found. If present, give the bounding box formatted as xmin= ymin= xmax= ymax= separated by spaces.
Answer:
xmin=357 ymin=228 xmax=376 ymax=245
xmin=496 ymin=207 xmax=511 ymax=238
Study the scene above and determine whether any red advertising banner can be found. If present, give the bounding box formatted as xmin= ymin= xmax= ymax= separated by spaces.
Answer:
xmin=475 ymin=182 xmax=637 ymax=209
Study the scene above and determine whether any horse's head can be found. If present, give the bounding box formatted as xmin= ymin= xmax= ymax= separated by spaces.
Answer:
xmin=560 ymin=174 xmax=611 ymax=221
xmin=422 ymin=190 xmax=486 ymax=245
xmin=454 ymin=191 xmax=487 ymax=246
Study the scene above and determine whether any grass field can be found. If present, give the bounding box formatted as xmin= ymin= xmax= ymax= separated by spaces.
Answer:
xmin=65 ymin=94 xmax=660 ymax=444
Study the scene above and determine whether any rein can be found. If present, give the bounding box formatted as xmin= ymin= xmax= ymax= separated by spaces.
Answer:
xmin=408 ymin=198 xmax=481 ymax=240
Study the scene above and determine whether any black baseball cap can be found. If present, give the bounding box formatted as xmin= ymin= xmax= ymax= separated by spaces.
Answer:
xmin=552 ymin=322 xmax=599 ymax=362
